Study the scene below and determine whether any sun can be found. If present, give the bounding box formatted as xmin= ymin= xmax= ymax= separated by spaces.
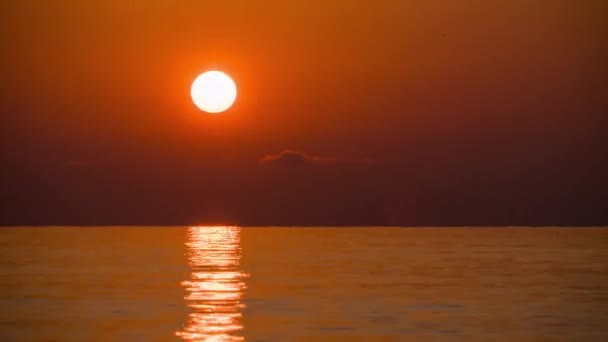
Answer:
xmin=191 ymin=71 xmax=237 ymax=113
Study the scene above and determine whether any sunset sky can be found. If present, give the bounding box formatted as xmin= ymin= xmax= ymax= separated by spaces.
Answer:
xmin=1 ymin=1 xmax=606 ymax=225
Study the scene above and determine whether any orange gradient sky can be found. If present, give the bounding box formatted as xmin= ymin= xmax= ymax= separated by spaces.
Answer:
xmin=1 ymin=1 xmax=606 ymax=225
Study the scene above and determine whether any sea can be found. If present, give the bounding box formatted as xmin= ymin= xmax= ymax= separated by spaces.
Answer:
xmin=0 ymin=227 xmax=607 ymax=341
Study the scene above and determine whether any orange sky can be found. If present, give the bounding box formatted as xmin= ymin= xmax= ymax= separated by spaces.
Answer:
xmin=1 ymin=1 xmax=606 ymax=225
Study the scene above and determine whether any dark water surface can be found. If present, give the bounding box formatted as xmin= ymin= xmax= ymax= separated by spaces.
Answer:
xmin=1 ymin=227 xmax=607 ymax=341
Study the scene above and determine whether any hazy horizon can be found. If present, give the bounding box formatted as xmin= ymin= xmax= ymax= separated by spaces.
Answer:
xmin=5 ymin=222 xmax=608 ymax=227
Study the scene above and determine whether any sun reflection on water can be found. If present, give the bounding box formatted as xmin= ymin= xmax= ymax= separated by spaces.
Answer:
xmin=176 ymin=226 xmax=248 ymax=341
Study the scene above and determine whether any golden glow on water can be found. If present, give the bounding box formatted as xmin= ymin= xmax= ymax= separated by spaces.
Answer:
xmin=176 ymin=226 xmax=247 ymax=341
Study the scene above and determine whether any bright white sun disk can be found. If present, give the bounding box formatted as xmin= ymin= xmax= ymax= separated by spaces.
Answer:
xmin=191 ymin=71 xmax=237 ymax=113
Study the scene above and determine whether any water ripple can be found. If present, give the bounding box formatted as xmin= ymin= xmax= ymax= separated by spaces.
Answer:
xmin=176 ymin=226 xmax=248 ymax=342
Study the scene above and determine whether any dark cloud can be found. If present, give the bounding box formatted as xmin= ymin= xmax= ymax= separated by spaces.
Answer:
xmin=259 ymin=150 xmax=377 ymax=166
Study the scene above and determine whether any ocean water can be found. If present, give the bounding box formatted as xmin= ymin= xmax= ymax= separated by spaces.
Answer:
xmin=0 ymin=227 xmax=607 ymax=341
